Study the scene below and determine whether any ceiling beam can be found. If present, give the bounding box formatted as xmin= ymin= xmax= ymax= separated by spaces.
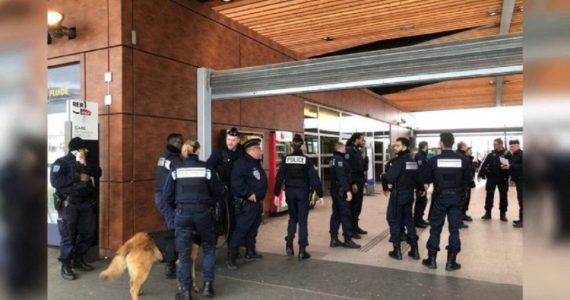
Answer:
xmin=495 ymin=0 xmax=517 ymax=107
xmin=209 ymin=33 xmax=523 ymax=100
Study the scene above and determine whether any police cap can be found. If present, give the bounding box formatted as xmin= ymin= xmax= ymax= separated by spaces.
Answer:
xmin=509 ymin=139 xmax=520 ymax=145
xmin=243 ymin=138 xmax=261 ymax=150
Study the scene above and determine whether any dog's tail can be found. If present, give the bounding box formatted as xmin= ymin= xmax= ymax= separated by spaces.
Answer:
xmin=99 ymin=242 xmax=129 ymax=281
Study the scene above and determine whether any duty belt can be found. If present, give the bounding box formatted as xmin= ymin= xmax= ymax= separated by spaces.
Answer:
xmin=66 ymin=196 xmax=89 ymax=204
xmin=176 ymin=203 xmax=212 ymax=209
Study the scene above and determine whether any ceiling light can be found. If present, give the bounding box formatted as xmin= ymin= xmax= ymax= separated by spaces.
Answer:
xmin=221 ymin=0 xmax=233 ymax=2
xmin=487 ymin=10 xmax=498 ymax=16
xmin=321 ymin=36 xmax=334 ymax=42
xmin=517 ymin=6 xmax=524 ymax=12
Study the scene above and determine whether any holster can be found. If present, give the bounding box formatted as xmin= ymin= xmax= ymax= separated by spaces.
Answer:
xmin=233 ymin=196 xmax=245 ymax=213
xmin=53 ymin=192 xmax=65 ymax=211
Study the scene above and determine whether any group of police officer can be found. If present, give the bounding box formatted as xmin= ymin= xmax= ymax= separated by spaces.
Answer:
xmin=51 ymin=129 xmax=523 ymax=299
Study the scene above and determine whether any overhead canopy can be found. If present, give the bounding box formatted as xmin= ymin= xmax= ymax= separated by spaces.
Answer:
xmin=209 ymin=33 xmax=522 ymax=100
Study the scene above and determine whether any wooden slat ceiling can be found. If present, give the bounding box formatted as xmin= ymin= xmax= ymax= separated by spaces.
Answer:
xmin=205 ymin=0 xmax=524 ymax=112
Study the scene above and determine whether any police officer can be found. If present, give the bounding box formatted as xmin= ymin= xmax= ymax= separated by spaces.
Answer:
xmin=502 ymin=140 xmax=523 ymax=228
xmin=455 ymin=142 xmax=472 ymax=229
xmin=206 ymin=128 xmax=243 ymax=242
xmin=227 ymin=139 xmax=268 ymax=270
xmin=162 ymin=140 xmax=224 ymax=300
xmin=155 ymin=132 xmax=183 ymax=278
xmin=50 ymin=137 xmax=102 ymax=280
xmin=414 ymin=141 xmax=430 ymax=228
xmin=382 ymin=137 xmax=421 ymax=260
xmin=273 ymin=134 xmax=324 ymax=260
xmin=463 ymin=147 xmax=477 ymax=222
xmin=329 ymin=142 xmax=361 ymax=249
xmin=478 ymin=138 xmax=511 ymax=221
xmin=422 ymin=133 xmax=472 ymax=271
xmin=345 ymin=133 xmax=368 ymax=237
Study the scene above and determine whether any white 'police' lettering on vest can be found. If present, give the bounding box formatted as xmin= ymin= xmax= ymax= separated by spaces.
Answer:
xmin=437 ymin=159 xmax=462 ymax=168
xmin=175 ymin=168 xmax=209 ymax=179
xmin=406 ymin=162 xmax=418 ymax=170
xmin=285 ymin=156 xmax=306 ymax=164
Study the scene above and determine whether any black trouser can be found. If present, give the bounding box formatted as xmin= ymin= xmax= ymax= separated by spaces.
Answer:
xmin=515 ymin=180 xmax=523 ymax=221
xmin=350 ymin=181 xmax=365 ymax=228
xmin=427 ymin=192 xmax=463 ymax=253
xmin=57 ymin=201 xmax=96 ymax=263
xmin=462 ymin=188 xmax=472 ymax=215
xmin=388 ymin=191 xmax=418 ymax=246
xmin=330 ymin=188 xmax=354 ymax=239
xmin=485 ymin=176 xmax=509 ymax=213
xmin=414 ymin=188 xmax=428 ymax=222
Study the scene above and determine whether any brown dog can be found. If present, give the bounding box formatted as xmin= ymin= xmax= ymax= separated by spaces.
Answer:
xmin=99 ymin=232 xmax=201 ymax=300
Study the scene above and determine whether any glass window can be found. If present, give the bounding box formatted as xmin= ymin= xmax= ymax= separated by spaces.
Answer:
xmin=318 ymin=107 xmax=340 ymax=135
xmin=304 ymin=103 xmax=318 ymax=133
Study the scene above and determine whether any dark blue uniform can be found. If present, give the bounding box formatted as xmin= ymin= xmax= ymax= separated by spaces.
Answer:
xmin=162 ymin=154 xmax=224 ymax=291
xmin=478 ymin=149 xmax=511 ymax=215
xmin=50 ymin=153 xmax=101 ymax=264
xmin=424 ymin=150 xmax=472 ymax=253
xmin=345 ymin=144 xmax=367 ymax=229
xmin=329 ymin=151 xmax=354 ymax=239
xmin=382 ymin=150 xmax=420 ymax=247
xmin=508 ymin=149 xmax=523 ymax=222
xmin=206 ymin=146 xmax=243 ymax=239
xmin=274 ymin=149 xmax=323 ymax=247
xmin=228 ymin=153 xmax=268 ymax=257
xmin=414 ymin=150 xmax=429 ymax=222
xmin=155 ymin=145 xmax=182 ymax=229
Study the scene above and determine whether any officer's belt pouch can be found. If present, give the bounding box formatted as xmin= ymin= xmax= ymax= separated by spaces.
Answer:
xmin=233 ymin=197 xmax=245 ymax=211
xmin=53 ymin=192 xmax=64 ymax=211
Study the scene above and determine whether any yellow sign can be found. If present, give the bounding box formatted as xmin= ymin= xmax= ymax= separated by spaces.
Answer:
xmin=48 ymin=87 xmax=69 ymax=98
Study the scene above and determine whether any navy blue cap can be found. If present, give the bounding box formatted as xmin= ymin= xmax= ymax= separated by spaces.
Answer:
xmin=243 ymin=138 xmax=261 ymax=149
xmin=509 ymin=139 xmax=520 ymax=145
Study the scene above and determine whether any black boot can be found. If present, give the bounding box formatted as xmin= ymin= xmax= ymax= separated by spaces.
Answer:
xmin=408 ymin=245 xmax=420 ymax=260
xmin=463 ymin=214 xmax=473 ymax=222
xmin=330 ymin=234 xmax=344 ymax=248
xmin=202 ymin=281 xmax=215 ymax=297
xmin=72 ymin=256 xmax=94 ymax=271
xmin=513 ymin=221 xmax=523 ymax=228
xmin=481 ymin=211 xmax=491 ymax=220
xmin=422 ymin=250 xmax=437 ymax=269
xmin=61 ymin=261 xmax=77 ymax=280
xmin=245 ymin=247 xmax=263 ymax=260
xmin=343 ymin=238 xmax=361 ymax=249
xmin=388 ymin=244 xmax=403 ymax=260
xmin=175 ymin=289 xmax=191 ymax=300
xmin=165 ymin=261 xmax=177 ymax=279
xmin=298 ymin=246 xmax=311 ymax=260
xmin=352 ymin=233 xmax=362 ymax=239
xmin=445 ymin=251 xmax=462 ymax=271
xmin=285 ymin=237 xmax=294 ymax=256
xmin=226 ymin=253 xmax=238 ymax=270
xmin=500 ymin=212 xmax=508 ymax=222
xmin=414 ymin=220 xmax=428 ymax=228
xmin=355 ymin=226 xmax=368 ymax=235
xmin=460 ymin=222 xmax=469 ymax=229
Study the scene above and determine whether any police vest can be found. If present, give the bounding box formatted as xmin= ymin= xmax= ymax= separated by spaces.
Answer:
xmin=283 ymin=155 xmax=309 ymax=188
xmin=395 ymin=155 xmax=418 ymax=191
xmin=216 ymin=148 xmax=241 ymax=186
xmin=174 ymin=160 xmax=212 ymax=205
xmin=434 ymin=158 xmax=463 ymax=191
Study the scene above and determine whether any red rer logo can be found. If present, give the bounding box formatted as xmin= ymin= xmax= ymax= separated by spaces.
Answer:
xmin=80 ymin=108 xmax=91 ymax=116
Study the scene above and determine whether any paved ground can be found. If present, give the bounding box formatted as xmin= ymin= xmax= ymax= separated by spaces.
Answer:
xmin=48 ymin=184 xmax=523 ymax=299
